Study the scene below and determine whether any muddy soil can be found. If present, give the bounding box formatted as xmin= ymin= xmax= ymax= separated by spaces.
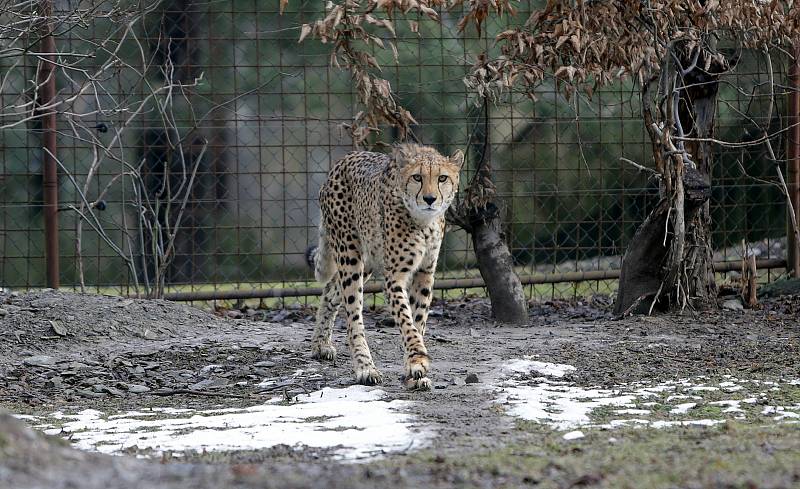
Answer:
xmin=1 ymin=289 xmax=800 ymax=488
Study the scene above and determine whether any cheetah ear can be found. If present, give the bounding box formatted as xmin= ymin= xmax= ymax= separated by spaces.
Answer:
xmin=451 ymin=149 xmax=465 ymax=169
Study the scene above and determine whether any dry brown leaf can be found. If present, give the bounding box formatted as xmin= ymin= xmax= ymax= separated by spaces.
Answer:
xmin=298 ymin=24 xmax=312 ymax=43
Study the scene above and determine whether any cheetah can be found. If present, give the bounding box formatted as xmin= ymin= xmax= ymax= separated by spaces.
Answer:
xmin=306 ymin=143 xmax=463 ymax=390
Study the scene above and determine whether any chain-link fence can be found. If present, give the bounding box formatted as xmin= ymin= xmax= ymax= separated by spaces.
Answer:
xmin=0 ymin=1 xmax=793 ymax=304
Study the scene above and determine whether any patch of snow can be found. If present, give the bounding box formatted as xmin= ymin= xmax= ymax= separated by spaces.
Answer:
xmin=709 ymin=400 xmax=745 ymax=413
xmin=670 ymin=403 xmax=697 ymax=415
xmin=107 ymin=411 xmax=161 ymax=419
xmin=761 ymin=406 xmax=800 ymax=420
xmin=665 ymin=395 xmax=702 ymax=402
xmin=604 ymin=419 xmax=651 ymax=428
xmin=498 ymin=382 xmax=636 ymax=430
xmin=562 ymin=430 xmax=585 ymax=440
xmin=613 ymin=409 xmax=651 ymax=415
xmin=650 ymin=419 xmax=725 ymax=428
xmin=27 ymin=385 xmax=428 ymax=462
xmin=493 ymin=358 xmax=800 ymax=435
xmin=634 ymin=385 xmax=675 ymax=395
xmin=502 ymin=358 xmax=576 ymax=378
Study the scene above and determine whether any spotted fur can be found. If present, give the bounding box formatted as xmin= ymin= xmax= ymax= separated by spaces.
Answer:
xmin=308 ymin=143 xmax=463 ymax=390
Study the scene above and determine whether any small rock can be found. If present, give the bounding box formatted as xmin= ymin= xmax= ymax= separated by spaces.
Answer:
xmin=50 ymin=320 xmax=68 ymax=336
xmin=465 ymin=373 xmax=480 ymax=384
xmin=0 ymin=308 xmax=7 ymax=317
xmin=563 ymin=430 xmax=585 ymax=440
xmin=189 ymin=378 xmax=229 ymax=391
xmin=23 ymin=355 xmax=57 ymax=367
xmin=126 ymin=384 xmax=151 ymax=393
xmin=141 ymin=329 xmax=159 ymax=340
xmin=722 ymin=299 xmax=744 ymax=311
xmin=94 ymin=385 xmax=124 ymax=396
xmin=76 ymin=389 xmax=106 ymax=399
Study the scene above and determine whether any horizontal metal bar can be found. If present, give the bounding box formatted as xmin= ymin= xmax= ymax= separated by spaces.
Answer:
xmin=162 ymin=258 xmax=786 ymax=302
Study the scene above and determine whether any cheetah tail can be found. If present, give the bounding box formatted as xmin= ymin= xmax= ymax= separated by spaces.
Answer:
xmin=304 ymin=245 xmax=318 ymax=271
xmin=307 ymin=232 xmax=336 ymax=284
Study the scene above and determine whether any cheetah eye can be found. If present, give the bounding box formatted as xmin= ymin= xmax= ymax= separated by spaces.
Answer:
xmin=412 ymin=174 xmax=422 ymax=182
xmin=438 ymin=175 xmax=448 ymax=183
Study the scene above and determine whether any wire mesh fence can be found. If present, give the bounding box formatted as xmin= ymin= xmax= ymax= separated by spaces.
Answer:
xmin=0 ymin=0 xmax=792 ymax=304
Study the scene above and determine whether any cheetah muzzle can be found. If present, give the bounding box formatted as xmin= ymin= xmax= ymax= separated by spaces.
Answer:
xmin=307 ymin=143 xmax=463 ymax=390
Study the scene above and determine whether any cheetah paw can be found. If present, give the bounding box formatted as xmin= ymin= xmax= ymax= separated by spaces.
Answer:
xmin=311 ymin=343 xmax=337 ymax=361
xmin=405 ymin=353 xmax=430 ymax=380
xmin=354 ymin=366 xmax=383 ymax=385
xmin=404 ymin=376 xmax=432 ymax=391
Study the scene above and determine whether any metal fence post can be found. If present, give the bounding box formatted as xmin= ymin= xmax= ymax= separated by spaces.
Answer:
xmin=38 ymin=0 xmax=59 ymax=288
xmin=787 ymin=44 xmax=800 ymax=278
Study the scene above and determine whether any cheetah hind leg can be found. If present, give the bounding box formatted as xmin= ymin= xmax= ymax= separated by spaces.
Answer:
xmin=340 ymin=261 xmax=383 ymax=386
xmin=311 ymin=280 xmax=339 ymax=361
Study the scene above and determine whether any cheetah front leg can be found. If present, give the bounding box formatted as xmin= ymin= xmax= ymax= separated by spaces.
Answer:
xmin=385 ymin=271 xmax=432 ymax=391
xmin=409 ymin=269 xmax=435 ymax=337
xmin=311 ymin=280 xmax=340 ymax=361
xmin=338 ymin=254 xmax=382 ymax=385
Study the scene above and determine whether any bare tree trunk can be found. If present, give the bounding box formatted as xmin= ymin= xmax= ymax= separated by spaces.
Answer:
xmin=451 ymin=101 xmax=528 ymax=324
xmin=614 ymin=43 xmax=720 ymax=314
xmin=470 ymin=203 xmax=528 ymax=323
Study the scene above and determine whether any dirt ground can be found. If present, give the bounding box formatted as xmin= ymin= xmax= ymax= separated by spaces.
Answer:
xmin=1 ymin=288 xmax=800 ymax=488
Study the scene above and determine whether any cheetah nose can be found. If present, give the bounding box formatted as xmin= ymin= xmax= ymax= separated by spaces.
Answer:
xmin=422 ymin=195 xmax=437 ymax=205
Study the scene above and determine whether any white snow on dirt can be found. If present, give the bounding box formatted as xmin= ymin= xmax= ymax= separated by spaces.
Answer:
xmin=670 ymin=402 xmax=697 ymax=415
xmin=22 ymin=385 xmax=428 ymax=462
xmin=501 ymin=359 xmax=577 ymax=378
xmin=562 ymin=430 xmax=585 ymax=440
xmin=494 ymin=359 xmax=800 ymax=434
xmin=497 ymin=381 xmax=637 ymax=429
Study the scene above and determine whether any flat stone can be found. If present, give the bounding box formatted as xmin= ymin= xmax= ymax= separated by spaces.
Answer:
xmin=94 ymin=385 xmax=124 ymax=396
xmin=189 ymin=378 xmax=229 ymax=391
xmin=76 ymin=389 xmax=106 ymax=399
xmin=141 ymin=329 xmax=159 ymax=340
xmin=23 ymin=355 xmax=57 ymax=368
xmin=50 ymin=320 xmax=68 ymax=336
xmin=722 ymin=299 xmax=744 ymax=311
xmin=126 ymin=384 xmax=151 ymax=393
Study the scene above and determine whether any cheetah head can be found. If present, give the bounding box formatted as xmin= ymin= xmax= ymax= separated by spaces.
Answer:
xmin=393 ymin=144 xmax=464 ymax=223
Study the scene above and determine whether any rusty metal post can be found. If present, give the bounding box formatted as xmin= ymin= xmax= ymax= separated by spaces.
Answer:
xmin=38 ymin=0 xmax=59 ymax=288
xmin=788 ymin=44 xmax=800 ymax=278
